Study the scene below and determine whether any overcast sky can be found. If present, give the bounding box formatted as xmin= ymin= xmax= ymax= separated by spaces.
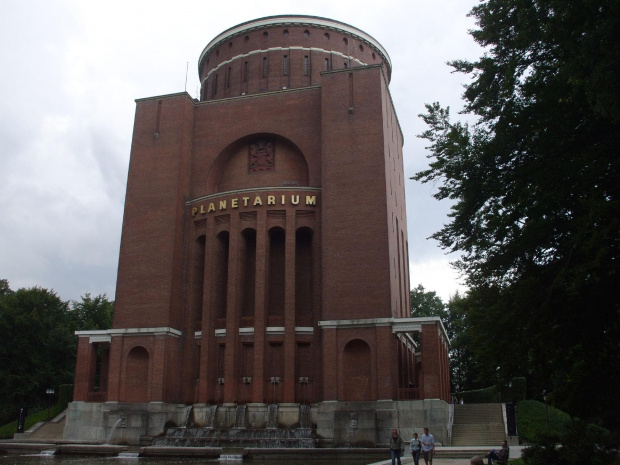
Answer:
xmin=0 ymin=0 xmax=481 ymax=303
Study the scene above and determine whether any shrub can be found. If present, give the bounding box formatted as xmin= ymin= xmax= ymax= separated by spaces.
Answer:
xmin=522 ymin=421 xmax=620 ymax=465
xmin=516 ymin=400 xmax=571 ymax=443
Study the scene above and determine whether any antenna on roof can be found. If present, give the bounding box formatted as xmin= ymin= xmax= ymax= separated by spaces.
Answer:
xmin=185 ymin=62 xmax=189 ymax=93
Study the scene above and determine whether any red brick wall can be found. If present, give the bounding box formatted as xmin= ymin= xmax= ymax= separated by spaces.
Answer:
xmin=199 ymin=22 xmax=390 ymax=101
xmin=89 ymin=17 xmax=416 ymax=405
xmin=321 ymin=66 xmax=393 ymax=321
xmin=114 ymin=96 xmax=194 ymax=330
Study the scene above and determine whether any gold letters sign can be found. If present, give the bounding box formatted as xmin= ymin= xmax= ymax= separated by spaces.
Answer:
xmin=192 ymin=194 xmax=317 ymax=216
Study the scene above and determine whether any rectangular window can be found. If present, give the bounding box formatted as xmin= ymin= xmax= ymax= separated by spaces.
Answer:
xmin=263 ymin=57 xmax=268 ymax=77
xmin=243 ymin=61 xmax=248 ymax=82
xmin=227 ymin=67 xmax=231 ymax=87
xmin=324 ymin=58 xmax=330 ymax=71
xmin=304 ymin=56 xmax=309 ymax=76
xmin=213 ymin=74 xmax=218 ymax=97
xmin=283 ymin=55 xmax=288 ymax=75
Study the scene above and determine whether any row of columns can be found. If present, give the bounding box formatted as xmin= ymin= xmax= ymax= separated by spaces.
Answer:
xmin=195 ymin=207 xmax=318 ymax=404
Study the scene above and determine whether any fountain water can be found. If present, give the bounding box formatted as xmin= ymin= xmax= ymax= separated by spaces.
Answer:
xmin=105 ymin=417 xmax=123 ymax=444
xmin=234 ymin=404 xmax=247 ymax=428
xmin=205 ymin=404 xmax=217 ymax=428
xmin=181 ymin=405 xmax=193 ymax=428
xmin=152 ymin=403 xmax=314 ymax=448
xmin=266 ymin=404 xmax=278 ymax=429
xmin=299 ymin=404 xmax=311 ymax=429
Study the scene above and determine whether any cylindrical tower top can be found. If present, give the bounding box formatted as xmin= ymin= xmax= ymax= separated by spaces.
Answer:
xmin=198 ymin=15 xmax=391 ymax=101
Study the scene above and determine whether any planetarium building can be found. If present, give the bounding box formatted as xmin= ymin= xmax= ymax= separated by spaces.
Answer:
xmin=65 ymin=15 xmax=451 ymax=449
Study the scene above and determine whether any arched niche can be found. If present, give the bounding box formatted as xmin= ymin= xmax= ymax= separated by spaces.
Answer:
xmin=206 ymin=134 xmax=309 ymax=193
xmin=124 ymin=346 xmax=149 ymax=402
xmin=342 ymin=339 xmax=372 ymax=401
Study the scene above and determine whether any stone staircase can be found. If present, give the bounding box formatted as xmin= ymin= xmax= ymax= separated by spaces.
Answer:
xmin=451 ymin=403 xmax=506 ymax=446
xmin=25 ymin=415 xmax=66 ymax=441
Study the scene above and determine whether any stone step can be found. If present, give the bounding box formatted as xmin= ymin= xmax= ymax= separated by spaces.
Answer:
xmin=435 ymin=448 xmax=490 ymax=458
xmin=450 ymin=403 xmax=506 ymax=446
xmin=28 ymin=419 xmax=65 ymax=440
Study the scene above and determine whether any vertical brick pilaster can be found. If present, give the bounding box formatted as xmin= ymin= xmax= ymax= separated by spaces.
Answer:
xmin=253 ymin=209 xmax=267 ymax=402
xmin=224 ymin=214 xmax=240 ymax=403
xmin=106 ymin=336 xmax=123 ymax=401
xmin=73 ymin=337 xmax=95 ymax=401
xmin=322 ymin=328 xmax=338 ymax=400
xmin=375 ymin=327 xmax=394 ymax=399
xmin=283 ymin=210 xmax=296 ymax=401
xmin=199 ymin=218 xmax=215 ymax=403
xmin=421 ymin=323 xmax=441 ymax=399
xmin=150 ymin=336 xmax=166 ymax=401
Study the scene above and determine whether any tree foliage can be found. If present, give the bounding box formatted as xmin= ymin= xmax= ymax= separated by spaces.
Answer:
xmin=0 ymin=280 xmax=113 ymax=424
xmin=70 ymin=293 xmax=114 ymax=331
xmin=445 ymin=292 xmax=485 ymax=392
xmin=414 ymin=0 xmax=620 ymax=428
xmin=409 ymin=286 xmax=482 ymax=392
xmin=410 ymin=284 xmax=448 ymax=320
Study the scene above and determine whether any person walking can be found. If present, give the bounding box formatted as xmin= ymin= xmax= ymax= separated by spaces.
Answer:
xmin=410 ymin=431 xmax=422 ymax=465
xmin=421 ymin=427 xmax=435 ymax=465
xmin=390 ymin=428 xmax=404 ymax=465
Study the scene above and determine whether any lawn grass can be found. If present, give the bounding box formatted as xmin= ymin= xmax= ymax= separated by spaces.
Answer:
xmin=0 ymin=404 xmax=66 ymax=439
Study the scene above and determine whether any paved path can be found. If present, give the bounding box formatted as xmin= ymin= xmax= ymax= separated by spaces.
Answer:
xmin=367 ymin=446 xmax=526 ymax=465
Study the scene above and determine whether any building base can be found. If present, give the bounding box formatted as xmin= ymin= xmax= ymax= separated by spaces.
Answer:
xmin=63 ymin=400 xmax=450 ymax=447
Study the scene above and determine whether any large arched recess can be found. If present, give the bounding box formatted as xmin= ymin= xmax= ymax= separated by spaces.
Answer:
xmin=206 ymin=133 xmax=309 ymax=193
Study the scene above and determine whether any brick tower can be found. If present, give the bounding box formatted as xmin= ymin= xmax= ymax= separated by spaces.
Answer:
xmin=67 ymin=15 xmax=451 ymax=447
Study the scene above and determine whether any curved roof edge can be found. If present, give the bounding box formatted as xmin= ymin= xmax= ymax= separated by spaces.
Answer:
xmin=198 ymin=15 xmax=391 ymax=76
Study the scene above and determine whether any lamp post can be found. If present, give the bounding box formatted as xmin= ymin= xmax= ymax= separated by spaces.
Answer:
xmin=46 ymin=388 xmax=55 ymax=421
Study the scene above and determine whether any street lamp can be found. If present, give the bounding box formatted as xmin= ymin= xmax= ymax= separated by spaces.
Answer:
xmin=46 ymin=388 xmax=55 ymax=421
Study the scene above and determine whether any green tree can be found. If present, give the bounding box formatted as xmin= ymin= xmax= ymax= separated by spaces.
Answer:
xmin=445 ymin=292 xmax=485 ymax=392
xmin=0 ymin=279 xmax=13 ymax=297
xmin=413 ymin=0 xmax=620 ymax=428
xmin=70 ymin=293 xmax=114 ymax=331
xmin=409 ymin=285 xmax=479 ymax=392
xmin=0 ymin=282 xmax=75 ymax=424
xmin=410 ymin=284 xmax=447 ymax=320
